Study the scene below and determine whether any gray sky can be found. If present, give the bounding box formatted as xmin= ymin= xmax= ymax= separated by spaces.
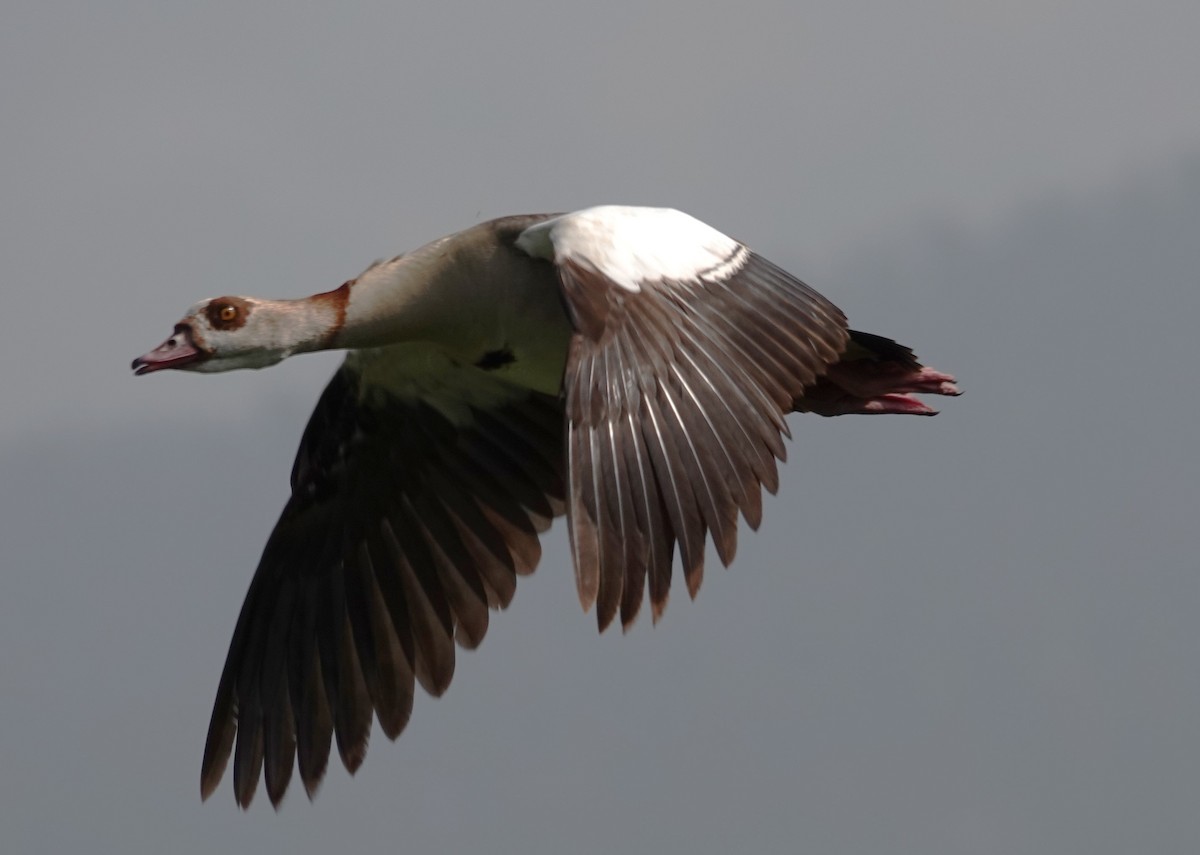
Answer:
xmin=2 ymin=2 xmax=1199 ymax=853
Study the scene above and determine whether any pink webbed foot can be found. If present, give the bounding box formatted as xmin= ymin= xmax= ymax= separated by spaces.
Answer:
xmin=793 ymin=332 xmax=961 ymax=417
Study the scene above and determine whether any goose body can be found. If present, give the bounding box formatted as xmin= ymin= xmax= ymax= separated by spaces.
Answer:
xmin=133 ymin=205 xmax=960 ymax=808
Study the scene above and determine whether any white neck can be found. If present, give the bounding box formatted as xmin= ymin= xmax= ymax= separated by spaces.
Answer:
xmin=255 ymin=296 xmax=345 ymax=357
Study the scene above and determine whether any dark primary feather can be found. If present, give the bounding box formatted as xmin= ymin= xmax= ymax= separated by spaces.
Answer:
xmin=200 ymin=365 xmax=565 ymax=807
xmin=558 ymin=251 xmax=850 ymax=631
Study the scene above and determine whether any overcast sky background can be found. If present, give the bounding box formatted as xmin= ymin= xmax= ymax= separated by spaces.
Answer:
xmin=2 ymin=2 xmax=1199 ymax=853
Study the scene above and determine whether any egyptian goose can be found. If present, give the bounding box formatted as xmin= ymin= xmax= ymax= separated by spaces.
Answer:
xmin=133 ymin=205 xmax=959 ymax=808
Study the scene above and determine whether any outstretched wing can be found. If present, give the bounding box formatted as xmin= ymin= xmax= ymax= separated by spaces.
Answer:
xmin=201 ymin=357 xmax=565 ymax=807
xmin=517 ymin=206 xmax=850 ymax=631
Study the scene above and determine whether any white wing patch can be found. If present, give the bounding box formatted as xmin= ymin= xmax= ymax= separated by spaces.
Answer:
xmin=516 ymin=206 xmax=747 ymax=292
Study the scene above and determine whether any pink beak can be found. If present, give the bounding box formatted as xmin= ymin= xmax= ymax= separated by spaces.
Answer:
xmin=132 ymin=326 xmax=205 ymax=375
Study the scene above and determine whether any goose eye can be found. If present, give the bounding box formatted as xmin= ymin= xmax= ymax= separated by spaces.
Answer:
xmin=205 ymin=299 xmax=247 ymax=330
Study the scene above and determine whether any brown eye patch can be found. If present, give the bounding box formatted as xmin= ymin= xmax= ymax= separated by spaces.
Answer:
xmin=205 ymin=297 xmax=250 ymax=331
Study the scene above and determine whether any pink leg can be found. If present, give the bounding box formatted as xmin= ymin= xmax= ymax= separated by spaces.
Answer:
xmin=795 ymin=352 xmax=961 ymax=417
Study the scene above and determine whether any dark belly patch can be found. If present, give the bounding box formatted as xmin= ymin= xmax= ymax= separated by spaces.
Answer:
xmin=475 ymin=347 xmax=516 ymax=370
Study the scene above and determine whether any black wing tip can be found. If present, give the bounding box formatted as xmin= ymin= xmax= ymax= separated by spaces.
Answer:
xmin=300 ymin=765 xmax=327 ymax=801
xmin=200 ymin=720 xmax=234 ymax=804
xmin=199 ymin=776 xmax=220 ymax=804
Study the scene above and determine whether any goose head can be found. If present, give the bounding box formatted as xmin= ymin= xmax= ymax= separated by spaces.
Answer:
xmin=133 ymin=294 xmax=337 ymax=375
